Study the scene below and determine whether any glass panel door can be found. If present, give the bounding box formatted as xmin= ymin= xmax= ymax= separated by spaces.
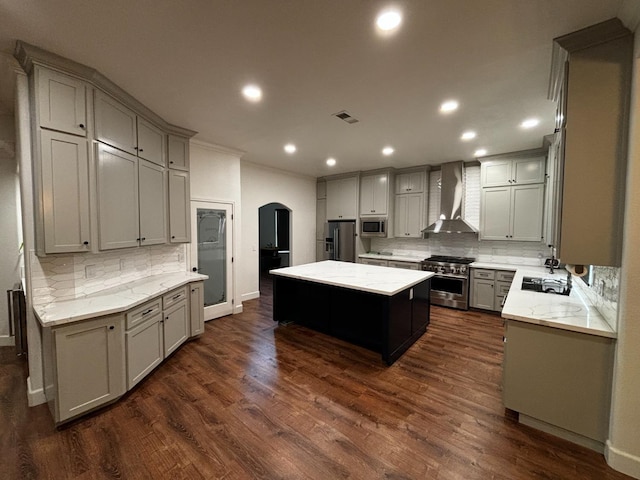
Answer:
xmin=191 ymin=201 xmax=233 ymax=320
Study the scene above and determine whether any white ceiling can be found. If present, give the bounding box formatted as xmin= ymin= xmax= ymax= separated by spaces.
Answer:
xmin=0 ymin=0 xmax=626 ymax=177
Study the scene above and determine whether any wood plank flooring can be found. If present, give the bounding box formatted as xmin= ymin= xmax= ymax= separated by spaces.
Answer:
xmin=1 ymin=276 xmax=632 ymax=479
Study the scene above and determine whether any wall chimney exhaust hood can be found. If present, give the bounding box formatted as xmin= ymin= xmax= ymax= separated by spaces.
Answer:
xmin=422 ymin=161 xmax=478 ymax=236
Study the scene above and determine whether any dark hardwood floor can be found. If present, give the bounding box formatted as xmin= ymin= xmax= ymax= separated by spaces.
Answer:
xmin=1 ymin=275 xmax=632 ymax=479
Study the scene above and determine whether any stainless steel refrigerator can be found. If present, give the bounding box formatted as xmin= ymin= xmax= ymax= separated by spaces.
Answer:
xmin=324 ymin=221 xmax=356 ymax=262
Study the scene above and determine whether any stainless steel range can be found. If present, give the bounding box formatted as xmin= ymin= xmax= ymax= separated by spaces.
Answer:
xmin=421 ymin=255 xmax=475 ymax=310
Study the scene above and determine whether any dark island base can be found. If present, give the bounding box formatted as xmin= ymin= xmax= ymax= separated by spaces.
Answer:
xmin=272 ymin=276 xmax=431 ymax=365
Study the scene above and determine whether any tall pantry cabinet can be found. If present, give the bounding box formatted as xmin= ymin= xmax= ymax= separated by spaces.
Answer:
xmin=16 ymin=41 xmax=196 ymax=255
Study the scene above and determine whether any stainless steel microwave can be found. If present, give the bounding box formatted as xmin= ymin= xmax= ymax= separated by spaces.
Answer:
xmin=360 ymin=218 xmax=387 ymax=238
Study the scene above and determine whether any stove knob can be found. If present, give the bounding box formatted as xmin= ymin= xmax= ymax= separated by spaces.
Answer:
xmin=460 ymin=266 xmax=466 ymax=274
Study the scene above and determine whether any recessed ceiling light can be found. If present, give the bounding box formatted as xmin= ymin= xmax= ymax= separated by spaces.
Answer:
xmin=440 ymin=100 xmax=459 ymax=114
xmin=474 ymin=148 xmax=488 ymax=157
xmin=461 ymin=131 xmax=476 ymax=141
xmin=284 ymin=144 xmax=296 ymax=154
xmin=326 ymin=158 xmax=337 ymax=167
xmin=382 ymin=146 xmax=394 ymax=156
xmin=521 ymin=118 xmax=540 ymax=129
xmin=376 ymin=9 xmax=402 ymax=31
xmin=242 ymin=84 xmax=262 ymax=102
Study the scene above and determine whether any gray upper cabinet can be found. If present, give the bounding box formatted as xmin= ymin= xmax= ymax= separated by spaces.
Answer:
xmin=138 ymin=160 xmax=167 ymax=246
xmin=36 ymin=67 xmax=87 ymax=137
xmin=167 ymin=134 xmax=189 ymax=171
xmin=97 ymin=144 xmax=140 ymax=250
xmin=326 ymin=176 xmax=358 ymax=220
xmin=94 ymin=90 xmax=138 ymax=155
xmin=360 ymin=172 xmax=390 ymax=216
xmin=396 ymin=171 xmax=425 ymax=194
xmin=481 ymin=156 xmax=545 ymax=187
xmin=137 ymin=117 xmax=166 ymax=166
xmin=168 ymin=170 xmax=191 ymax=243
xmin=39 ymin=129 xmax=91 ymax=253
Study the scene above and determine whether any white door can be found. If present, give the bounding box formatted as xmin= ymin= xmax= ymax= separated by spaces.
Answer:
xmin=190 ymin=201 xmax=234 ymax=320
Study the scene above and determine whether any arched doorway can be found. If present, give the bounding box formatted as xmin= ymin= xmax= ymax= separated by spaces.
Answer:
xmin=258 ymin=203 xmax=291 ymax=287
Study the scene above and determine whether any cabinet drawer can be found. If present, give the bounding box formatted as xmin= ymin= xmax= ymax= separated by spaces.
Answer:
xmin=360 ymin=258 xmax=388 ymax=267
xmin=473 ymin=269 xmax=495 ymax=280
xmin=388 ymin=260 xmax=421 ymax=270
xmin=496 ymin=271 xmax=515 ymax=282
xmin=163 ymin=286 xmax=188 ymax=310
xmin=126 ymin=298 xmax=162 ymax=330
xmin=496 ymin=281 xmax=512 ymax=296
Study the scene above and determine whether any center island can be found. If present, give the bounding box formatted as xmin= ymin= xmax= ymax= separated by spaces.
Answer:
xmin=270 ymin=260 xmax=435 ymax=365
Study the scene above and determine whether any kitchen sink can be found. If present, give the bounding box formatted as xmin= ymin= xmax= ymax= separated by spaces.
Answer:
xmin=521 ymin=276 xmax=571 ymax=295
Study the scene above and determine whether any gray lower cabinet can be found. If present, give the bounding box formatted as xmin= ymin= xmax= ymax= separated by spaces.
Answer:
xmin=190 ymin=282 xmax=205 ymax=336
xmin=45 ymin=314 xmax=126 ymax=424
xmin=387 ymin=260 xmax=421 ymax=270
xmin=470 ymin=268 xmax=515 ymax=312
xmin=43 ymin=281 xmax=203 ymax=424
xmin=359 ymin=258 xmax=388 ymax=267
xmin=503 ymin=320 xmax=614 ymax=448
xmin=138 ymin=159 xmax=167 ymax=245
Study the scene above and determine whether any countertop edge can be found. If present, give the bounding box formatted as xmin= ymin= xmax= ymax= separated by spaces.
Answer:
xmin=35 ymin=273 xmax=208 ymax=328
xmin=502 ymin=312 xmax=617 ymax=339
xmin=270 ymin=269 xmax=435 ymax=296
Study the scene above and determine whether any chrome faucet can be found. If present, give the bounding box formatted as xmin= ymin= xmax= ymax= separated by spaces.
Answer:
xmin=548 ymin=246 xmax=557 ymax=274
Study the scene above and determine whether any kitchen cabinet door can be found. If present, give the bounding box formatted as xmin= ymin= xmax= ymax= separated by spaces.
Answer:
xmin=94 ymin=90 xmax=137 ymax=155
xmin=360 ymin=173 xmax=389 ymax=216
xmin=388 ymin=261 xmax=421 ymax=270
xmin=126 ymin=313 xmax=163 ymax=389
xmin=168 ymin=170 xmax=191 ymax=243
xmin=53 ymin=314 xmax=125 ymax=423
xmin=481 ymin=160 xmax=512 ymax=187
xmin=137 ymin=117 xmax=166 ymax=166
xmin=167 ymin=134 xmax=190 ymax=171
xmin=39 ymin=130 xmax=91 ymax=253
xmin=37 ymin=67 xmax=87 ymax=137
xmin=480 ymin=187 xmax=511 ymax=240
xmin=394 ymin=193 xmax=423 ymax=237
xmin=396 ymin=171 xmax=425 ymax=194
xmin=359 ymin=258 xmax=388 ymax=266
xmin=138 ymin=159 xmax=167 ymax=246
xmin=316 ymin=199 xmax=327 ymax=240
xmin=471 ymin=278 xmax=495 ymax=310
xmin=511 ymin=184 xmax=544 ymax=241
xmin=190 ymin=282 xmax=205 ymax=337
xmin=97 ymin=144 xmax=140 ymax=250
xmin=513 ymin=157 xmax=545 ymax=185
xmin=326 ymin=176 xmax=358 ymax=220
xmin=163 ymin=300 xmax=189 ymax=356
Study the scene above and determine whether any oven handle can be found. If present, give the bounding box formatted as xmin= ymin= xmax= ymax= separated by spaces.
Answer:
xmin=428 ymin=273 xmax=469 ymax=280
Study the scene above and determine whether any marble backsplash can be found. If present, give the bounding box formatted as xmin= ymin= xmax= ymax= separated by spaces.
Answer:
xmin=578 ymin=266 xmax=619 ymax=329
xmin=30 ymin=244 xmax=188 ymax=306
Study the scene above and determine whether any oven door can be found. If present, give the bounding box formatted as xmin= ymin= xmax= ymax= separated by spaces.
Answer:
xmin=430 ymin=275 xmax=469 ymax=310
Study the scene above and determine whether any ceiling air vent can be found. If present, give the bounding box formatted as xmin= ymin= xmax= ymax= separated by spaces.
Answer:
xmin=333 ymin=110 xmax=359 ymax=124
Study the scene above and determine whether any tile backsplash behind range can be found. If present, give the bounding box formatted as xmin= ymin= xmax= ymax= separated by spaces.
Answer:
xmin=30 ymin=244 xmax=187 ymax=306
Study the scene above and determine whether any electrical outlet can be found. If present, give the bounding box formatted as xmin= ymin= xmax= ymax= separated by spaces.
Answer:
xmin=85 ymin=264 xmax=96 ymax=279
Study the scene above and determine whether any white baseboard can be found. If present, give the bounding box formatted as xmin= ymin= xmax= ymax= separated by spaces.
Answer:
xmin=27 ymin=376 xmax=46 ymax=406
xmin=233 ymin=304 xmax=243 ymax=314
xmin=606 ymin=440 xmax=640 ymax=478
xmin=241 ymin=291 xmax=260 ymax=302
xmin=0 ymin=335 xmax=15 ymax=346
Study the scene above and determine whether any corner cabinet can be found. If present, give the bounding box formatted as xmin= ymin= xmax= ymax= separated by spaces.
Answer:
xmin=43 ymin=279 xmax=204 ymax=424
xmin=16 ymin=42 xmax=196 ymax=257
xmin=479 ymin=152 xmax=545 ymax=242
xmin=326 ymin=176 xmax=358 ymax=220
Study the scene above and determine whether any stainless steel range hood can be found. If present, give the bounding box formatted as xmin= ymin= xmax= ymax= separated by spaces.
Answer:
xmin=422 ymin=161 xmax=478 ymax=236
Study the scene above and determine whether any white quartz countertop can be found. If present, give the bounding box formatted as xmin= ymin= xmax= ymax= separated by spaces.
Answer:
xmin=502 ymin=267 xmax=615 ymax=338
xmin=34 ymin=272 xmax=208 ymax=328
xmin=471 ymin=261 xmax=521 ymax=271
xmin=359 ymin=253 xmax=424 ymax=263
xmin=270 ymin=260 xmax=434 ymax=296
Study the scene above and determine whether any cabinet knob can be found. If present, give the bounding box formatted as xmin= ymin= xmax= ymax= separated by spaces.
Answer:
xmin=512 ymin=179 xmax=516 ymax=183
xmin=192 ymin=267 xmax=198 ymax=272
xmin=172 ymin=235 xmax=176 ymax=239
xmin=79 ymin=123 xmax=85 ymax=129
xmin=134 ymin=146 xmax=138 ymax=150
xmin=141 ymin=237 xmax=146 ymax=241
xmin=170 ymin=161 xmax=174 ymax=164
xmin=139 ymin=148 xmax=144 ymax=152
xmin=83 ymin=241 xmax=89 ymax=245
xmin=109 ymin=326 xmax=114 ymax=330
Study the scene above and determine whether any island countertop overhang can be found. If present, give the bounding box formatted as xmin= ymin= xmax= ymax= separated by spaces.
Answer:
xmin=270 ymin=260 xmax=435 ymax=296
